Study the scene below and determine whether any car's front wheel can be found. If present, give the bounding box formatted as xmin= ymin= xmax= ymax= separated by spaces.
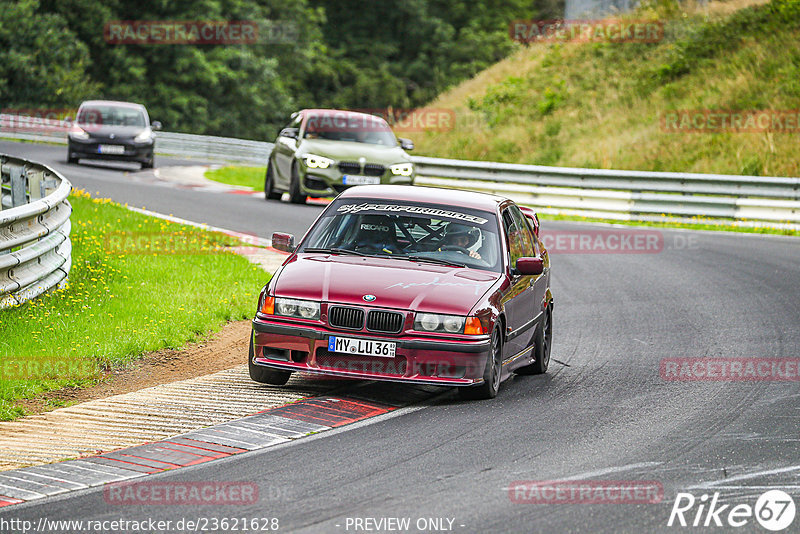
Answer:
xmin=141 ymin=156 xmax=154 ymax=169
xmin=248 ymin=338 xmax=292 ymax=385
xmin=288 ymin=162 xmax=306 ymax=204
xmin=264 ymin=162 xmax=282 ymax=200
xmin=458 ymin=326 xmax=502 ymax=400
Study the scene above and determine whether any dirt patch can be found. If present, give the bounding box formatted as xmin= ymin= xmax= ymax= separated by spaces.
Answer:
xmin=15 ymin=320 xmax=251 ymax=416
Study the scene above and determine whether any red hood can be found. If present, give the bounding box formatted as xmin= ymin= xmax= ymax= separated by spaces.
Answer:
xmin=272 ymin=254 xmax=501 ymax=316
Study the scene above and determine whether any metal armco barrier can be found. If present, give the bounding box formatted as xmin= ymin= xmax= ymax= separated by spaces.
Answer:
xmin=0 ymin=154 xmax=72 ymax=309
xmin=0 ymin=114 xmax=272 ymax=165
xmin=411 ymin=156 xmax=800 ymax=224
xmin=2 ymin=113 xmax=799 ymax=224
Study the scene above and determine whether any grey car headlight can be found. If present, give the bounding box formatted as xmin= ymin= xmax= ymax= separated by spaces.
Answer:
xmin=275 ymin=297 xmax=320 ymax=320
xmin=414 ymin=313 xmax=465 ymax=333
xmin=134 ymin=128 xmax=154 ymax=143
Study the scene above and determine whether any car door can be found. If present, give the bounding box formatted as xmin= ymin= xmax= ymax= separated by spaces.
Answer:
xmin=500 ymin=206 xmax=538 ymax=358
xmin=273 ymin=114 xmax=302 ymax=188
xmin=524 ymin=214 xmax=549 ymax=316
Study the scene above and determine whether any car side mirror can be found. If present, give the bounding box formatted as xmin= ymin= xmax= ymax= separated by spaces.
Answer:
xmin=516 ymin=257 xmax=543 ymax=276
xmin=151 ymin=121 xmax=162 ymax=131
xmin=279 ymin=127 xmax=299 ymax=140
xmin=271 ymin=232 xmax=295 ymax=253
xmin=398 ymin=137 xmax=414 ymax=150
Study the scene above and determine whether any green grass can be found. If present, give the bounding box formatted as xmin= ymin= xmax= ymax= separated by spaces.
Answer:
xmin=538 ymin=212 xmax=799 ymax=236
xmin=414 ymin=0 xmax=800 ymax=177
xmin=205 ymin=166 xmax=266 ymax=191
xmin=0 ymin=190 xmax=270 ymax=421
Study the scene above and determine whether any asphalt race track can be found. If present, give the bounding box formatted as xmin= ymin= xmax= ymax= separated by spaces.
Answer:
xmin=2 ymin=140 xmax=799 ymax=533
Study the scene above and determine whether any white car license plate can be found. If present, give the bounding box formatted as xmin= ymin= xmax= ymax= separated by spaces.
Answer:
xmin=98 ymin=144 xmax=125 ymax=155
xmin=343 ymin=175 xmax=380 ymax=186
xmin=328 ymin=336 xmax=396 ymax=358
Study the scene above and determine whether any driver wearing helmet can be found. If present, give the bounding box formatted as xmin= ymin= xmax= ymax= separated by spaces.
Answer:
xmin=440 ymin=223 xmax=482 ymax=259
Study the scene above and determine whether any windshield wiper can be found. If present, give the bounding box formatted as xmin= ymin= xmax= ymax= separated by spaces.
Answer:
xmin=402 ymin=255 xmax=466 ymax=268
xmin=303 ymin=247 xmax=368 ymax=256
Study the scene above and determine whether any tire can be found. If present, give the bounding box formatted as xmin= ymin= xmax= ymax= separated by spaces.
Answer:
xmin=67 ymin=155 xmax=78 ymax=164
xmin=516 ymin=308 xmax=552 ymax=375
xmin=458 ymin=326 xmax=502 ymax=400
xmin=288 ymin=162 xmax=306 ymax=204
xmin=264 ymin=162 xmax=282 ymax=200
xmin=248 ymin=338 xmax=292 ymax=385
xmin=141 ymin=156 xmax=154 ymax=169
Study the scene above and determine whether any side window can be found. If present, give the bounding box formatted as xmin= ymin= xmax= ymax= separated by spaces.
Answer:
xmin=502 ymin=209 xmax=526 ymax=271
xmin=509 ymin=205 xmax=536 ymax=258
xmin=280 ymin=114 xmax=302 ymax=136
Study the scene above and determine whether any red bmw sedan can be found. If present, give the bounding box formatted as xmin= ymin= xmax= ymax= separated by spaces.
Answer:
xmin=250 ymin=185 xmax=552 ymax=399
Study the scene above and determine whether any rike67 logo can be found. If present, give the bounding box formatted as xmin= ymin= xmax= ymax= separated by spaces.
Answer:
xmin=668 ymin=490 xmax=796 ymax=531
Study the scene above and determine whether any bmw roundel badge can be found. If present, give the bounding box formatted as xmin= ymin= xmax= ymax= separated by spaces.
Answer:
xmin=363 ymin=294 xmax=376 ymax=302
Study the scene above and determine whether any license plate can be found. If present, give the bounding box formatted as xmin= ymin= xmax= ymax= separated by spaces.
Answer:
xmin=98 ymin=144 xmax=125 ymax=154
xmin=328 ymin=336 xmax=396 ymax=358
xmin=343 ymin=175 xmax=380 ymax=186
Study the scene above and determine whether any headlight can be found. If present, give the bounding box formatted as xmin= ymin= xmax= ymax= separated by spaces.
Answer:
xmin=390 ymin=163 xmax=413 ymax=176
xmin=274 ymin=297 xmax=320 ymax=320
xmin=134 ymin=128 xmax=153 ymax=143
xmin=303 ymin=154 xmax=334 ymax=169
xmin=69 ymin=126 xmax=89 ymax=140
xmin=414 ymin=313 xmax=466 ymax=334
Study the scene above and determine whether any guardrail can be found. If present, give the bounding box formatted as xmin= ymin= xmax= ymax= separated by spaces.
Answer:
xmin=0 ymin=154 xmax=72 ymax=309
xmin=2 ymin=113 xmax=798 ymax=225
xmin=0 ymin=114 xmax=272 ymax=164
xmin=411 ymin=157 xmax=800 ymax=224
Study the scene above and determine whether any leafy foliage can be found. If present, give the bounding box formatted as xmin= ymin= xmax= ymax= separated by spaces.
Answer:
xmin=0 ymin=0 xmax=559 ymax=140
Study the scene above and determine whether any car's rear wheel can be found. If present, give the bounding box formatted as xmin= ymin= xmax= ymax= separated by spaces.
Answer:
xmin=458 ymin=326 xmax=502 ymax=400
xmin=288 ymin=162 xmax=306 ymax=204
xmin=67 ymin=155 xmax=78 ymax=164
xmin=248 ymin=338 xmax=292 ymax=385
xmin=264 ymin=162 xmax=282 ymax=200
xmin=516 ymin=308 xmax=552 ymax=375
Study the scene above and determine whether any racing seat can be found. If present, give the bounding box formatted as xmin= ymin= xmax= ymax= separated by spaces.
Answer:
xmin=347 ymin=215 xmax=402 ymax=254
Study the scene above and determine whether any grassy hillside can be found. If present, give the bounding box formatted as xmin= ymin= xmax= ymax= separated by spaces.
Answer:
xmin=414 ymin=0 xmax=800 ymax=177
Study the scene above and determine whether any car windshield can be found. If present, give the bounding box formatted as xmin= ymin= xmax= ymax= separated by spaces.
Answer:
xmin=303 ymin=113 xmax=397 ymax=146
xmin=299 ymin=199 xmax=502 ymax=272
xmin=77 ymin=105 xmax=146 ymax=127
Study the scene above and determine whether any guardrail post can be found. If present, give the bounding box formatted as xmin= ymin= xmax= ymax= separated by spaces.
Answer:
xmin=28 ymin=170 xmax=44 ymax=201
xmin=10 ymin=166 xmax=26 ymax=207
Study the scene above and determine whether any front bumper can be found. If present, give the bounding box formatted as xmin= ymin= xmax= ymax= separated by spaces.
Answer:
xmin=298 ymin=164 xmax=414 ymax=198
xmin=251 ymin=318 xmax=491 ymax=386
xmin=68 ymin=138 xmax=154 ymax=163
